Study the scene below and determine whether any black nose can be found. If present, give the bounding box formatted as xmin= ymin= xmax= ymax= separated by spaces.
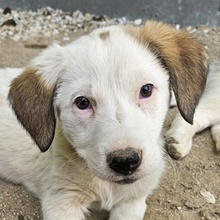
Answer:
xmin=107 ymin=148 xmax=142 ymax=175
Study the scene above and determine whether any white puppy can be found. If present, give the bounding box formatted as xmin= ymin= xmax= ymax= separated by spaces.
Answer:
xmin=166 ymin=61 xmax=220 ymax=159
xmin=0 ymin=21 xmax=208 ymax=220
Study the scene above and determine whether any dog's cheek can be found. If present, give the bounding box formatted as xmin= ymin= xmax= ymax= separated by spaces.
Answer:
xmin=58 ymin=108 xmax=94 ymax=153
xmin=137 ymin=125 xmax=165 ymax=176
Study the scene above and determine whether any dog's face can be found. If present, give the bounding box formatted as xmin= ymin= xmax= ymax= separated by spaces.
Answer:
xmin=54 ymin=29 xmax=170 ymax=182
xmin=9 ymin=21 xmax=208 ymax=184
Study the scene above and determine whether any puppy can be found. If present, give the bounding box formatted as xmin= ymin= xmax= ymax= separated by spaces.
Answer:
xmin=166 ymin=61 xmax=220 ymax=159
xmin=0 ymin=21 xmax=208 ymax=220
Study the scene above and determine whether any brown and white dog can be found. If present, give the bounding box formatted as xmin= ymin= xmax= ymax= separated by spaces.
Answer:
xmin=0 ymin=21 xmax=208 ymax=220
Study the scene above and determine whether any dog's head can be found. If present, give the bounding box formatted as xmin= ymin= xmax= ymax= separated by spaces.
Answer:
xmin=9 ymin=21 xmax=208 ymax=184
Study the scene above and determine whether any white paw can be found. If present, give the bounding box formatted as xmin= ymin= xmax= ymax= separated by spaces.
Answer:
xmin=165 ymin=132 xmax=192 ymax=160
xmin=211 ymin=125 xmax=220 ymax=153
xmin=212 ymin=137 xmax=220 ymax=153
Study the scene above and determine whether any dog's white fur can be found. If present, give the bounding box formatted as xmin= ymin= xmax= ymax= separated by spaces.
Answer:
xmin=0 ymin=22 xmax=208 ymax=220
xmin=166 ymin=61 xmax=220 ymax=159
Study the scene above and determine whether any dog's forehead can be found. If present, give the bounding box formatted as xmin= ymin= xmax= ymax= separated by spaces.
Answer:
xmin=66 ymin=26 xmax=155 ymax=66
xmin=63 ymin=26 xmax=164 ymax=90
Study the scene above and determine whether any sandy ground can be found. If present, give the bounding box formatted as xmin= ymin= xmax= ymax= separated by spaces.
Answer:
xmin=0 ymin=26 xmax=220 ymax=220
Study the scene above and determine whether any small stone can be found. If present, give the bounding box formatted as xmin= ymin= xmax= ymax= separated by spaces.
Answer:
xmin=176 ymin=24 xmax=181 ymax=29
xmin=1 ymin=19 xmax=16 ymax=27
xmin=63 ymin=36 xmax=70 ymax=41
xmin=18 ymin=215 xmax=24 ymax=220
xmin=200 ymin=189 xmax=216 ymax=204
xmin=134 ymin=19 xmax=142 ymax=26
xmin=186 ymin=26 xmax=192 ymax=31
xmin=184 ymin=197 xmax=205 ymax=209
xmin=92 ymin=15 xmax=106 ymax=22
xmin=3 ymin=7 xmax=12 ymax=15
xmin=42 ymin=6 xmax=54 ymax=16
xmin=186 ymin=26 xmax=197 ymax=33
xmin=12 ymin=34 xmax=20 ymax=41
xmin=177 ymin=206 xmax=182 ymax=210
xmin=203 ymin=29 xmax=209 ymax=34
xmin=117 ymin=17 xmax=127 ymax=24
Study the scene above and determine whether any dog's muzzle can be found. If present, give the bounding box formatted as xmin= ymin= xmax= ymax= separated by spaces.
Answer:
xmin=107 ymin=147 xmax=142 ymax=177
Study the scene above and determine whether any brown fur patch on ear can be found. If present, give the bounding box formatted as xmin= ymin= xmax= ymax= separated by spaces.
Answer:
xmin=124 ymin=21 xmax=208 ymax=124
xmin=9 ymin=67 xmax=56 ymax=152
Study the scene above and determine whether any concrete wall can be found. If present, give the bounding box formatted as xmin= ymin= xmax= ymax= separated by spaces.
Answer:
xmin=0 ymin=0 xmax=220 ymax=26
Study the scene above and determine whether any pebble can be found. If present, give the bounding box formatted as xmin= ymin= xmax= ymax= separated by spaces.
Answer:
xmin=176 ymin=206 xmax=182 ymax=210
xmin=134 ymin=19 xmax=142 ymax=26
xmin=203 ymin=29 xmax=209 ymax=33
xmin=200 ymin=189 xmax=216 ymax=204
xmin=186 ymin=26 xmax=197 ymax=33
xmin=176 ymin=24 xmax=181 ymax=30
xmin=63 ymin=36 xmax=70 ymax=41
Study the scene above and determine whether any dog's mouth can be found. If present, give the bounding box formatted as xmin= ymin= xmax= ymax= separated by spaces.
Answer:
xmin=114 ymin=178 xmax=138 ymax=185
xmin=96 ymin=171 xmax=140 ymax=185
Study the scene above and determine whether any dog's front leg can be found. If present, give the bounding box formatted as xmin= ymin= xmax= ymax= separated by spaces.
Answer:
xmin=165 ymin=108 xmax=211 ymax=159
xmin=109 ymin=197 xmax=146 ymax=220
xmin=42 ymin=195 xmax=91 ymax=220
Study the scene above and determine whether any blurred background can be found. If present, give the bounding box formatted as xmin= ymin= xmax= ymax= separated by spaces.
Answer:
xmin=0 ymin=0 xmax=220 ymax=26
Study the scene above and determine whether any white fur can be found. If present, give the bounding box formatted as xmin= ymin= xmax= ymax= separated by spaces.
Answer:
xmin=0 ymin=26 xmax=175 ymax=220
xmin=165 ymin=61 xmax=220 ymax=159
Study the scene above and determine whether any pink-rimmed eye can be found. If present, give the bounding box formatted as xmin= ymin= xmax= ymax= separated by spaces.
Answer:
xmin=74 ymin=96 xmax=91 ymax=110
xmin=140 ymin=84 xmax=153 ymax=98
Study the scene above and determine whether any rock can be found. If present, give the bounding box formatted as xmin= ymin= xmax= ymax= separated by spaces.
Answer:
xmin=92 ymin=15 xmax=106 ymax=21
xmin=1 ymin=19 xmax=16 ymax=27
xmin=18 ymin=214 xmax=24 ymax=220
xmin=134 ymin=19 xmax=142 ymax=26
xmin=176 ymin=24 xmax=181 ymax=29
xmin=3 ymin=7 xmax=12 ymax=15
xmin=200 ymin=189 xmax=216 ymax=204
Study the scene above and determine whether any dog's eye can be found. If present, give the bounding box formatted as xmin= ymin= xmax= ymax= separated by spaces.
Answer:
xmin=140 ymin=84 xmax=153 ymax=98
xmin=74 ymin=96 xmax=91 ymax=110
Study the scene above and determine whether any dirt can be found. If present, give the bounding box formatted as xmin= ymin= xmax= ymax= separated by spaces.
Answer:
xmin=0 ymin=26 xmax=220 ymax=220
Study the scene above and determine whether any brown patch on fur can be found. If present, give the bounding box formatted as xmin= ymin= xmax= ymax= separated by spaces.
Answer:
xmin=8 ymin=67 xmax=56 ymax=152
xmin=99 ymin=31 xmax=110 ymax=40
xmin=124 ymin=21 xmax=208 ymax=124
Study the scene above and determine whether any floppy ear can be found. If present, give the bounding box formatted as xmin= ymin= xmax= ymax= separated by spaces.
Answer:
xmin=124 ymin=21 xmax=208 ymax=124
xmin=9 ymin=44 xmax=66 ymax=152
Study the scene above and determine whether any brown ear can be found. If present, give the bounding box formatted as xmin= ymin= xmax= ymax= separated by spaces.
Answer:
xmin=9 ymin=67 xmax=56 ymax=152
xmin=124 ymin=21 xmax=208 ymax=124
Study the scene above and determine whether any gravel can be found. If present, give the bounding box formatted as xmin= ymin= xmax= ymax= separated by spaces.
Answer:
xmin=0 ymin=6 xmax=217 ymax=46
xmin=0 ymin=6 xmax=144 ymax=43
